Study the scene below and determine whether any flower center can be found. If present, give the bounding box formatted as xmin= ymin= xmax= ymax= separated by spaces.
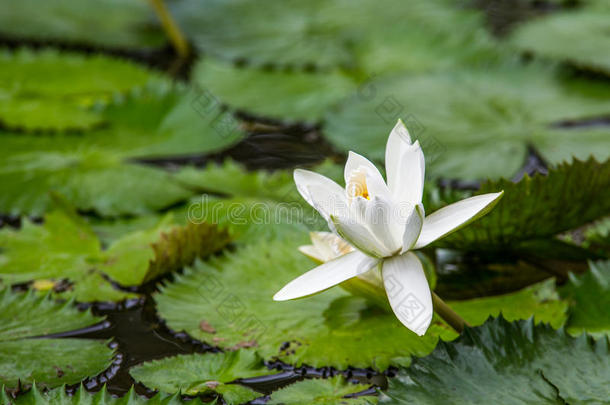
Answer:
xmin=346 ymin=167 xmax=370 ymax=201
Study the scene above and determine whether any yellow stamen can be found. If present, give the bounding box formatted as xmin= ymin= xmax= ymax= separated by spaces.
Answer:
xmin=347 ymin=168 xmax=370 ymax=201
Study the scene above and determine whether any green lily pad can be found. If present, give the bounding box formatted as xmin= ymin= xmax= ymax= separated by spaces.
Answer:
xmin=324 ymin=64 xmax=610 ymax=180
xmin=510 ymin=7 xmax=610 ymax=75
xmin=130 ymin=350 xmax=269 ymax=403
xmin=380 ymin=317 xmax=610 ymax=404
xmin=170 ymin=0 xmax=354 ymax=69
xmin=448 ymin=279 xmax=567 ymax=330
xmin=0 ymin=0 xmax=164 ymax=50
xmin=560 ymin=260 xmax=610 ymax=337
xmin=0 ymin=149 xmax=193 ymax=218
xmin=350 ymin=0 xmax=503 ymax=75
xmin=176 ymin=159 xmax=343 ymax=203
xmin=193 ymin=58 xmax=356 ymax=122
xmin=440 ymin=158 xmax=610 ymax=250
xmin=0 ymin=83 xmax=245 ymax=217
xmin=268 ymin=376 xmax=376 ymax=405
xmin=1 ymin=384 xmax=203 ymax=405
xmin=0 ymin=289 xmax=114 ymax=389
xmin=0 ymin=48 xmax=160 ymax=132
xmin=172 ymin=0 xmax=500 ymax=73
xmin=155 ymin=226 xmax=441 ymax=370
xmin=0 ymin=207 xmax=230 ymax=302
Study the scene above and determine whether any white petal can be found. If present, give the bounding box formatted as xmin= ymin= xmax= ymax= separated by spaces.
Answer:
xmin=298 ymin=245 xmax=325 ymax=263
xmin=364 ymin=195 xmax=403 ymax=254
xmin=309 ymin=231 xmax=353 ymax=261
xmin=401 ymin=204 xmax=424 ymax=253
xmin=294 ymin=169 xmax=346 ymax=220
xmin=331 ymin=215 xmax=392 ymax=258
xmin=273 ymin=251 xmax=378 ymax=301
xmin=305 ymin=183 xmax=349 ymax=224
xmin=344 ymin=151 xmax=389 ymax=199
xmin=382 ymin=252 xmax=432 ymax=336
xmin=414 ymin=191 xmax=504 ymax=249
xmin=385 ymin=120 xmax=425 ymax=205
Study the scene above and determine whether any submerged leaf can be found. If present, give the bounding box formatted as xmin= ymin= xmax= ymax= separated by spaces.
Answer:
xmin=0 ymin=289 xmax=114 ymax=389
xmin=381 ymin=317 xmax=610 ymax=404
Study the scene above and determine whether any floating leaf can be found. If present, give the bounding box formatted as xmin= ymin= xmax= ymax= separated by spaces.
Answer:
xmin=0 ymin=84 xmax=245 ymax=216
xmin=176 ymin=159 xmax=343 ymax=204
xmin=0 ymin=149 xmax=193 ymax=217
xmin=380 ymin=317 xmax=610 ymax=404
xmin=155 ymin=225 xmax=441 ymax=370
xmin=1 ymin=384 xmax=202 ymax=405
xmin=268 ymin=376 xmax=376 ymax=405
xmin=350 ymin=0 xmax=503 ymax=75
xmin=170 ymin=0 xmax=354 ymax=69
xmin=171 ymin=0 xmax=500 ymax=73
xmin=510 ymin=7 xmax=610 ymax=74
xmin=0 ymin=0 xmax=165 ymax=50
xmin=440 ymin=158 xmax=610 ymax=250
xmin=130 ymin=350 xmax=269 ymax=403
xmin=324 ymin=64 xmax=610 ymax=179
xmin=0 ymin=48 xmax=160 ymax=132
xmin=448 ymin=279 xmax=567 ymax=330
xmin=0 ymin=289 xmax=114 ymax=389
xmin=193 ymin=58 xmax=356 ymax=122
xmin=560 ymin=260 xmax=610 ymax=337
xmin=0 ymin=208 xmax=230 ymax=302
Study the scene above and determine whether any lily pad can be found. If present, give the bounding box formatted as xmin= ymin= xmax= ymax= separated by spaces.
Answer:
xmin=324 ymin=64 xmax=610 ymax=179
xmin=0 ymin=289 xmax=114 ymax=389
xmin=0 ymin=84 xmax=245 ymax=216
xmin=130 ymin=350 xmax=269 ymax=402
xmin=170 ymin=0 xmax=354 ymax=69
xmin=268 ymin=376 xmax=376 ymax=405
xmin=0 ymin=0 xmax=165 ymax=50
xmin=380 ymin=317 xmax=610 ymax=404
xmin=1 ymin=384 xmax=203 ymax=405
xmin=448 ymin=279 xmax=567 ymax=330
xmin=154 ymin=226 xmax=441 ymax=370
xmin=560 ymin=260 xmax=610 ymax=337
xmin=440 ymin=158 xmax=610 ymax=250
xmin=510 ymin=7 xmax=610 ymax=75
xmin=0 ymin=149 xmax=193 ymax=217
xmin=176 ymin=159 xmax=343 ymax=204
xmin=350 ymin=0 xmax=503 ymax=75
xmin=193 ymin=58 xmax=356 ymax=122
xmin=0 ymin=48 xmax=160 ymax=132
xmin=0 ymin=207 xmax=230 ymax=302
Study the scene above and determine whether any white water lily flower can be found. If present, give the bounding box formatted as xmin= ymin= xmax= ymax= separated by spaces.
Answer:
xmin=274 ymin=120 xmax=503 ymax=336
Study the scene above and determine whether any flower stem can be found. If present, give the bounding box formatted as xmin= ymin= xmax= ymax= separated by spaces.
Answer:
xmin=432 ymin=292 xmax=469 ymax=334
xmin=148 ymin=0 xmax=190 ymax=59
